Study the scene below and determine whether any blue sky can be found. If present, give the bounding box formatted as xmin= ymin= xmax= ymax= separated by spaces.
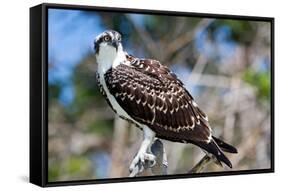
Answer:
xmin=48 ymin=9 xmax=104 ymax=105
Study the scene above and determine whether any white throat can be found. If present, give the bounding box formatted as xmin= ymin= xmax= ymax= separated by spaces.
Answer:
xmin=96 ymin=44 xmax=127 ymax=75
xmin=95 ymin=44 xmax=138 ymax=125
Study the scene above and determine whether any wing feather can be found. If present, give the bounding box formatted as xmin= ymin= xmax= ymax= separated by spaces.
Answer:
xmin=104 ymin=58 xmax=211 ymax=143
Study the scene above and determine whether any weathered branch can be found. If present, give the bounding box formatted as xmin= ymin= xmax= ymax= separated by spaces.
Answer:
xmin=125 ymin=15 xmax=160 ymax=59
xmin=163 ymin=19 xmax=215 ymax=62
xmin=129 ymin=140 xmax=221 ymax=176
xmin=188 ymin=154 xmax=216 ymax=173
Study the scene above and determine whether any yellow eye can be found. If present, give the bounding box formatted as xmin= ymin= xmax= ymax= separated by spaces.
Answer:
xmin=104 ymin=36 xmax=110 ymax=41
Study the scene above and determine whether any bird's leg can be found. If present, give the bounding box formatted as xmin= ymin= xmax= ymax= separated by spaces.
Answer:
xmin=129 ymin=127 xmax=156 ymax=176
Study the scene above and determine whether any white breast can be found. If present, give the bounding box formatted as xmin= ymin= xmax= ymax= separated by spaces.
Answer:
xmin=96 ymin=46 xmax=141 ymax=126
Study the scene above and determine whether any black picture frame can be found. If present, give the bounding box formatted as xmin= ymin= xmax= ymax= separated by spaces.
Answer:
xmin=30 ymin=3 xmax=275 ymax=187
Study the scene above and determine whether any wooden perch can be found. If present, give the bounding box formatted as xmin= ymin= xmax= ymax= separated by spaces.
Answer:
xmin=188 ymin=154 xmax=217 ymax=173
xmin=129 ymin=139 xmax=219 ymax=177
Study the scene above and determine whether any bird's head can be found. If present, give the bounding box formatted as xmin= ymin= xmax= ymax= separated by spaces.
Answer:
xmin=94 ymin=30 xmax=122 ymax=55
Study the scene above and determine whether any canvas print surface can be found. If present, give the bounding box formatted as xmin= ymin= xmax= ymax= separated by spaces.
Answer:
xmin=48 ymin=8 xmax=272 ymax=182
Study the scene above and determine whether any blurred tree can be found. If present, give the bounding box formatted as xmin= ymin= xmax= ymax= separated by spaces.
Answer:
xmin=48 ymin=10 xmax=272 ymax=181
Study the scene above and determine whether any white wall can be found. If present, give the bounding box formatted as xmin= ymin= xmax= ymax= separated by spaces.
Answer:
xmin=0 ymin=0 xmax=279 ymax=190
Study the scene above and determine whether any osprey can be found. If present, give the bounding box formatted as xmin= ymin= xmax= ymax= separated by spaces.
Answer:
xmin=94 ymin=30 xmax=237 ymax=173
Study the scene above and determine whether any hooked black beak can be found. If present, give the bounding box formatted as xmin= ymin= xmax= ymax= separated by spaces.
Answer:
xmin=111 ymin=40 xmax=119 ymax=51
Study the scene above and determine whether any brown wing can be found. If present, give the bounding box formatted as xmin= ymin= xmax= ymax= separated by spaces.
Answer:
xmin=105 ymin=58 xmax=211 ymax=143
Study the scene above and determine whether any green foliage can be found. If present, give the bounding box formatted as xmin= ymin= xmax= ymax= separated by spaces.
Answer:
xmin=214 ymin=19 xmax=255 ymax=45
xmin=48 ymin=162 xmax=60 ymax=182
xmin=65 ymin=156 xmax=92 ymax=175
xmin=48 ymin=82 xmax=62 ymax=104
xmin=243 ymin=68 xmax=271 ymax=102
xmin=49 ymin=156 xmax=93 ymax=182
xmin=87 ymin=119 xmax=114 ymax=137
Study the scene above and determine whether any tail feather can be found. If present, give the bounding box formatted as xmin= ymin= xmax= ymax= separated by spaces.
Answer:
xmin=190 ymin=139 xmax=234 ymax=168
xmin=212 ymin=136 xmax=238 ymax=154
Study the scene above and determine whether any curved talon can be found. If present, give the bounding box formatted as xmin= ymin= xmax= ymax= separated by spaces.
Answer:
xmin=144 ymin=153 xmax=156 ymax=161
xmin=129 ymin=152 xmax=156 ymax=176
xmin=144 ymin=153 xmax=156 ymax=168
xmin=148 ymin=158 xmax=156 ymax=168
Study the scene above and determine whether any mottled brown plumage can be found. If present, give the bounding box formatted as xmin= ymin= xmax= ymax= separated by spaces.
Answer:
xmin=104 ymin=55 xmax=211 ymax=143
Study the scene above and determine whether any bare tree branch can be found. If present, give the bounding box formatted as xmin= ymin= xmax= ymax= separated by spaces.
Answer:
xmin=188 ymin=154 xmax=215 ymax=173
xmin=125 ymin=15 xmax=160 ymax=59
xmin=164 ymin=19 xmax=215 ymax=62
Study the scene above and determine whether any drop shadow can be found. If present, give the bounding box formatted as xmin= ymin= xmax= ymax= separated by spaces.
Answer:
xmin=19 ymin=175 xmax=29 ymax=183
